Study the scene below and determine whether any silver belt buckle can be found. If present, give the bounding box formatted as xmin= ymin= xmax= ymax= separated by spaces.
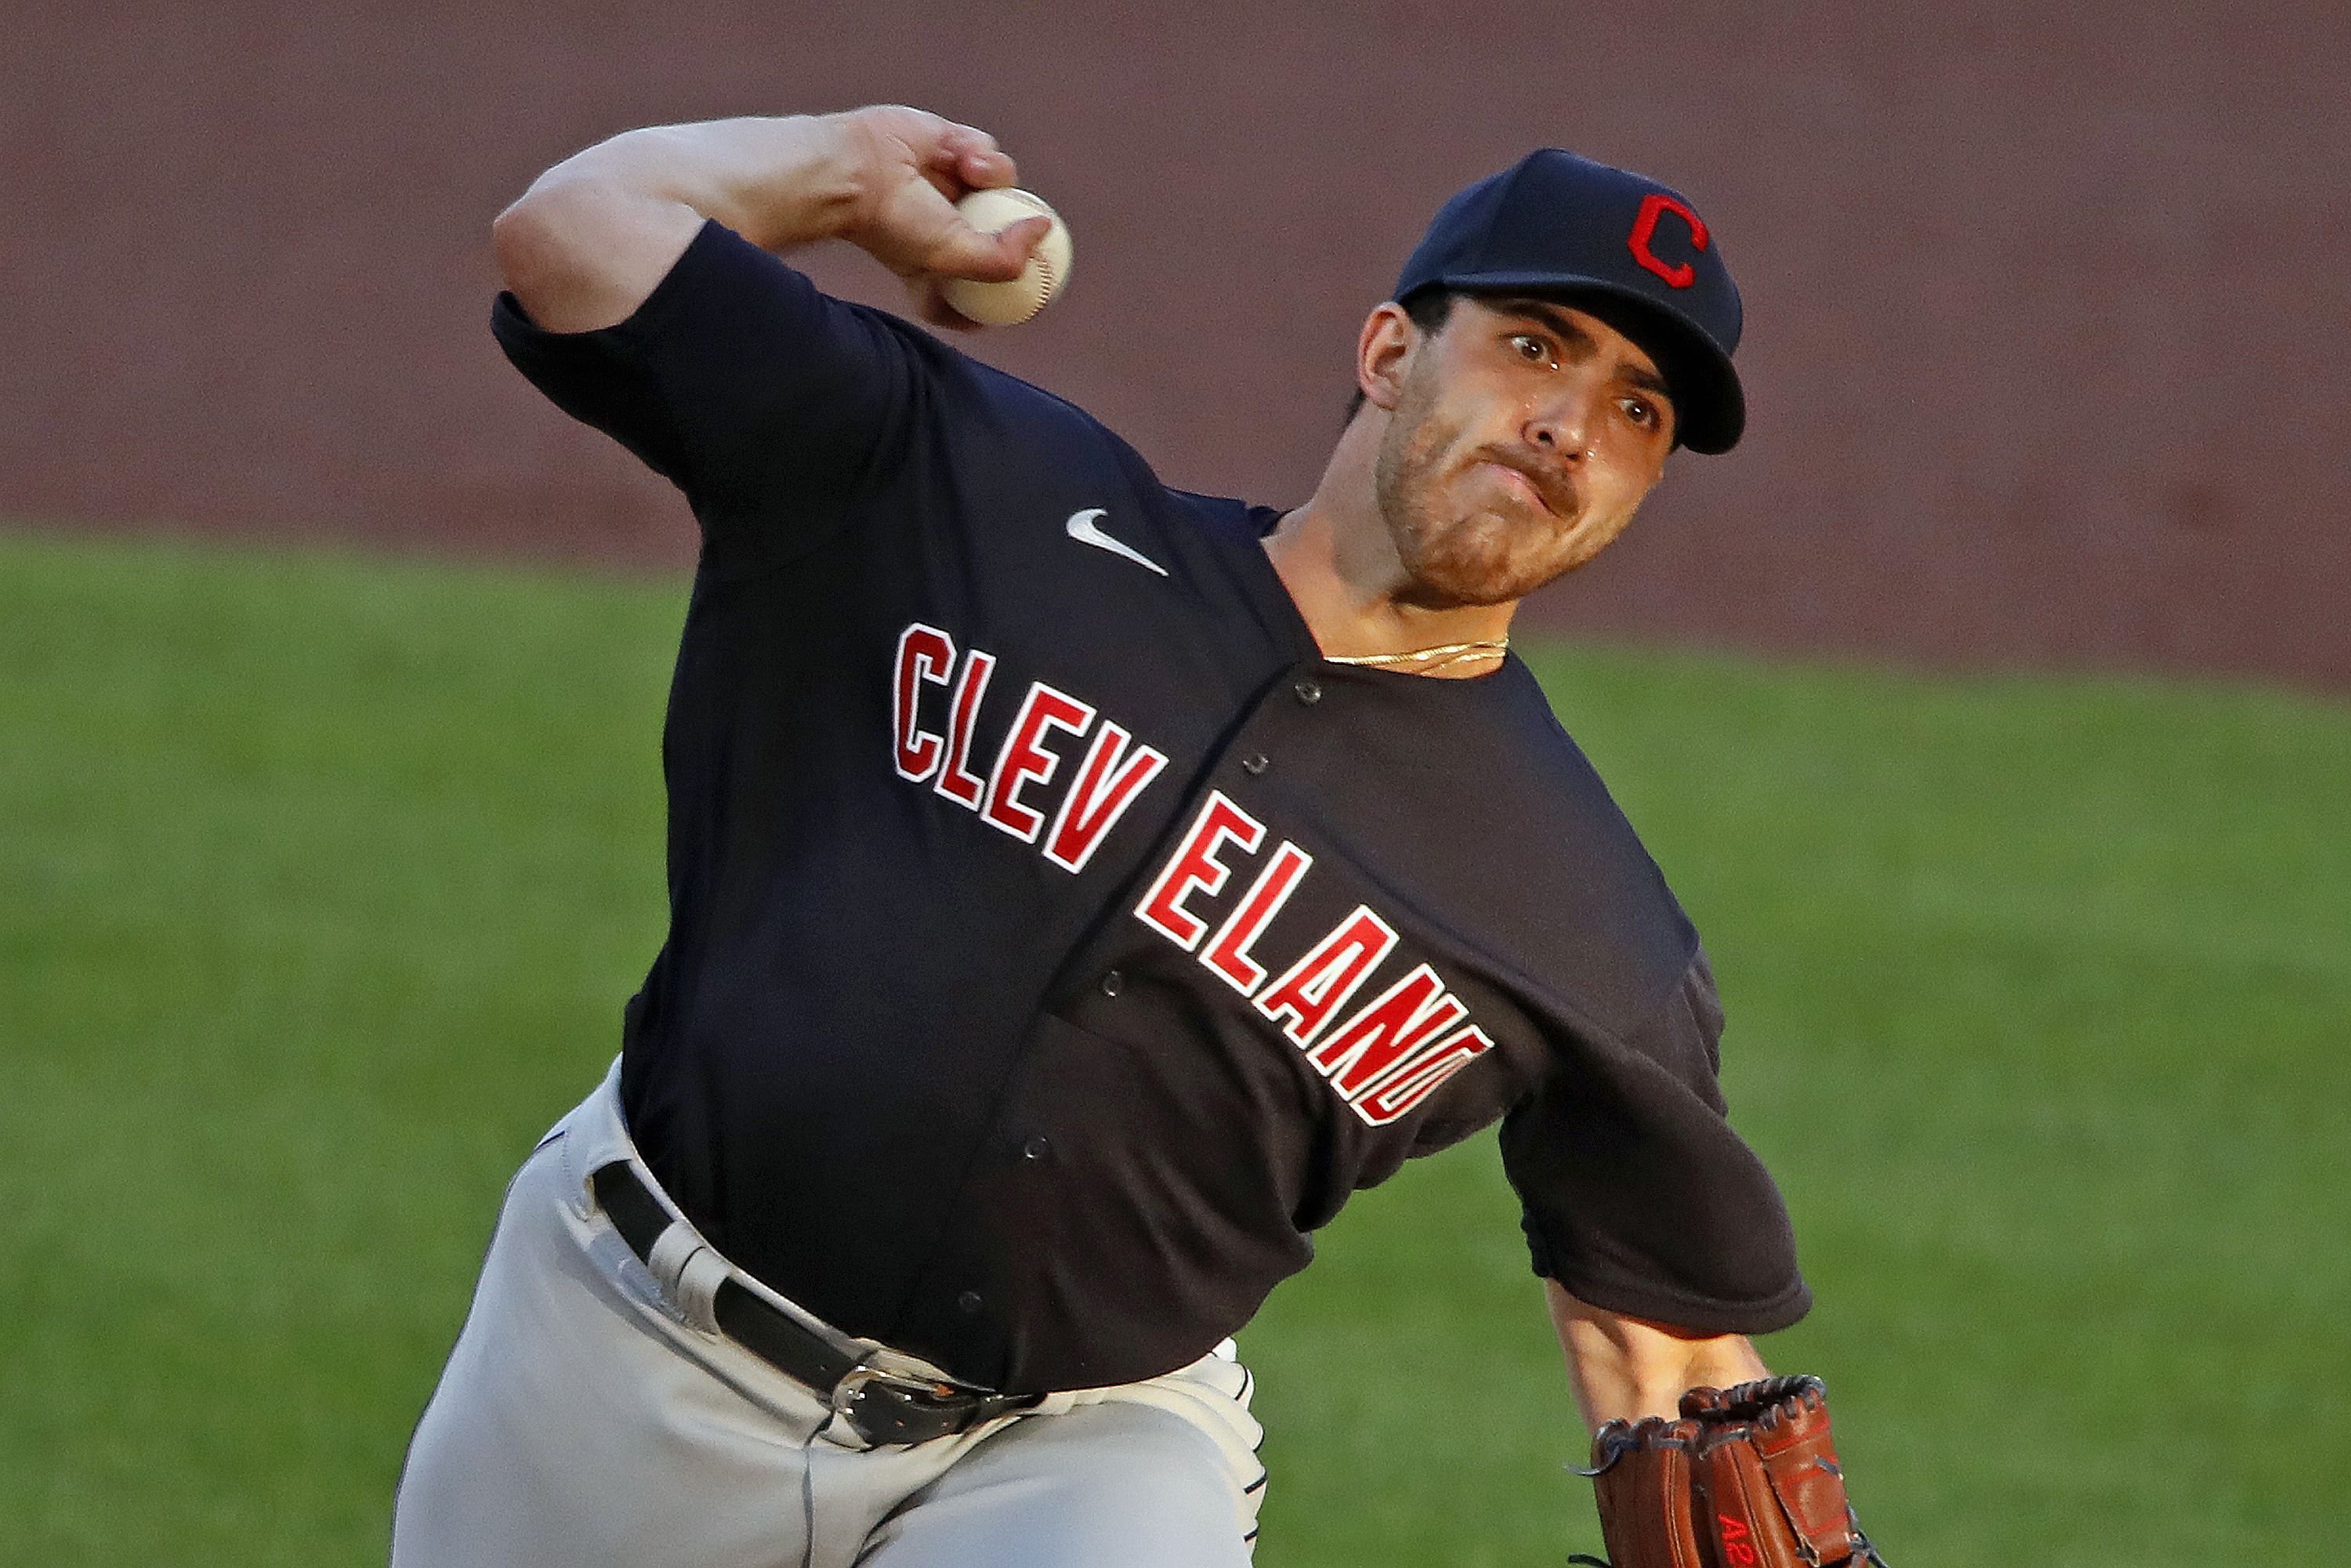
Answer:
xmin=831 ymin=1357 xmax=967 ymax=1438
xmin=832 ymin=1363 xmax=978 ymax=1448
xmin=834 ymin=1357 xmax=957 ymax=1407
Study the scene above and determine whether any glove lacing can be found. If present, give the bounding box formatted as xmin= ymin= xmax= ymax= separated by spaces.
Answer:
xmin=1565 ymin=1505 xmax=1891 ymax=1568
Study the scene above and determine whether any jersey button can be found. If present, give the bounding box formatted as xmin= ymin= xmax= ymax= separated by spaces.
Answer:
xmin=1100 ymin=969 xmax=1124 ymax=998
xmin=1022 ymin=1135 xmax=1050 ymax=1161
xmin=1241 ymin=752 xmax=1270 ymax=775
xmin=1292 ymin=679 xmax=1323 ymax=705
xmin=957 ymin=1290 xmax=984 ymax=1315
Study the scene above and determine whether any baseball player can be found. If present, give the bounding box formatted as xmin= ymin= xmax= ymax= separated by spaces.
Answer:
xmin=392 ymin=106 xmax=1827 ymax=1568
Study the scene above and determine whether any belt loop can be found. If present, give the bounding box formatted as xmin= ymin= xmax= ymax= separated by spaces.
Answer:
xmin=647 ymin=1220 xmax=725 ymax=1334
xmin=558 ymin=1064 xmax=629 ymax=1219
xmin=560 ymin=1124 xmax=595 ymax=1219
xmin=672 ymin=1246 xmax=731 ymax=1334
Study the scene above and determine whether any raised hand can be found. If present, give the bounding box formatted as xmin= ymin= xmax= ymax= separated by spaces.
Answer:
xmin=828 ymin=106 xmax=1056 ymax=328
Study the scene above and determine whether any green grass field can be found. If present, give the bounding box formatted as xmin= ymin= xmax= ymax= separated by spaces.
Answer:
xmin=4 ymin=524 xmax=2346 ymax=1566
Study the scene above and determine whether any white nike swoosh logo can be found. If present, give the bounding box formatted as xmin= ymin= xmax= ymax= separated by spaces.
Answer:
xmin=1065 ymin=508 xmax=1168 ymax=577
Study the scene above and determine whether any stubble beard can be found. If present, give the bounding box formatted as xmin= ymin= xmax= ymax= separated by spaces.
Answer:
xmin=1371 ymin=379 xmax=1593 ymax=611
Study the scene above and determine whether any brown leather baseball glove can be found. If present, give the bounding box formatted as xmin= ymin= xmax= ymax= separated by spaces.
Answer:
xmin=1569 ymin=1375 xmax=1889 ymax=1568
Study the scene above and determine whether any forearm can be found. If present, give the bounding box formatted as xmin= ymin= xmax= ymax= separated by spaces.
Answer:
xmin=492 ymin=106 xmax=1040 ymax=336
xmin=523 ymin=116 xmax=866 ymax=254
xmin=493 ymin=114 xmax=859 ymax=333
xmin=1545 ymin=1278 xmax=1768 ymax=1434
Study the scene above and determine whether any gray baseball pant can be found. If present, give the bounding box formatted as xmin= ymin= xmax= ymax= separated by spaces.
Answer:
xmin=390 ymin=1064 xmax=1266 ymax=1568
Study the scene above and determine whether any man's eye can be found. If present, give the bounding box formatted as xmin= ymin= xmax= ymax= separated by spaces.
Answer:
xmin=1509 ymin=333 xmax=1549 ymax=363
xmin=1621 ymin=397 xmax=1657 ymax=429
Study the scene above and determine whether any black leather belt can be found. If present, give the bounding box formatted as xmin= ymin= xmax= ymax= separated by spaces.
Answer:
xmin=589 ymin=1161 xmax=1038 ymax=1445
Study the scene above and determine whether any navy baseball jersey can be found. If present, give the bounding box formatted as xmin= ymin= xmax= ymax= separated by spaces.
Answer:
xmin=492 ymin=221 xmax=1808 ymax=1394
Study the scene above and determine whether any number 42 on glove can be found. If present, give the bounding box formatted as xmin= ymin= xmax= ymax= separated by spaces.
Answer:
xmin=1569 ymin=1375 xmax=1890 ymax=1568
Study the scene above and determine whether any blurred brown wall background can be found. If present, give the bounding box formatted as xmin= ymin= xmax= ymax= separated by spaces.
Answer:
xmin=5 ymin=2 xmax=2345 ymax=684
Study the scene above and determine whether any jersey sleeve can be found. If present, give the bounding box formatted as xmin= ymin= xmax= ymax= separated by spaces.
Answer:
xmin=490 ymin=219 xmax=922 ymax=565
xmin=1498 ymin=947 xmax=1812 ymax=1335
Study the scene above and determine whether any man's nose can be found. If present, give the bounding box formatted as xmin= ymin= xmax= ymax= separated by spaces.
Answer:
xmin=1523 ymin=390 xmax=1594 ymax=461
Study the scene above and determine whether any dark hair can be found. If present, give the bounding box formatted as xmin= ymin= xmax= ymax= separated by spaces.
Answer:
xmin=1343 ymin=289 xmax=1458 ymax=423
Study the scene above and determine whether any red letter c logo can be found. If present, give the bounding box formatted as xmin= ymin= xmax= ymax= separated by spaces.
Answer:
xmin=1628 ymin=194 xmax=1708 ymax=288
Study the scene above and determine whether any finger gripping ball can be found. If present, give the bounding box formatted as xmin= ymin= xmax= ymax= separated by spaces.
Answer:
xmin=941 ymin=188 xmax=1072 ymax=326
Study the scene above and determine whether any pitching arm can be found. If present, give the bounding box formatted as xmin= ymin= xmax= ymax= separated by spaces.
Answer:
xmin=1545 ymin=1278 xmax=1769 ymax=1435
xmin=492 ymin=107 xmax=1049 ymax=334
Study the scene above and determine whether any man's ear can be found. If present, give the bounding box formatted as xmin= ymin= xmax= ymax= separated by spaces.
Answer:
xmin=1355 ymin=302 xmax=1418 ymax=413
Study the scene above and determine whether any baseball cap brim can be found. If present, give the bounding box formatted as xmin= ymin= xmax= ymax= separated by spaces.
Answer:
xmin=1421 ymin=273 xmax=1747 ymax=454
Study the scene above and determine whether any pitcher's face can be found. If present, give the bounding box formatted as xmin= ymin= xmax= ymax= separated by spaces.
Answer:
xmin=1372 ymin=296 xmax=1676 ymax=608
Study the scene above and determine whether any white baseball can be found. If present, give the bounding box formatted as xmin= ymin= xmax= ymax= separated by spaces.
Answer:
xmin=940 ymin=188 xmax=1072 ymax=327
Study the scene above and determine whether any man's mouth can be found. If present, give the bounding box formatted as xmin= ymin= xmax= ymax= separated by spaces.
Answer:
xmin=1475 ymin=455 xmax=1574 ymax=519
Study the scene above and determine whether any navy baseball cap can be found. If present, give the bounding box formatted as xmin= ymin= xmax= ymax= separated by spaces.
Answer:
xmin=1394 ymin=150 xmax=1745 ymax=453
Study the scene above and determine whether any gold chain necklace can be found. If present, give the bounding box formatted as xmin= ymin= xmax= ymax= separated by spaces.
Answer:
xmin=1323 ymin=638 xmax=1509 ymax=675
